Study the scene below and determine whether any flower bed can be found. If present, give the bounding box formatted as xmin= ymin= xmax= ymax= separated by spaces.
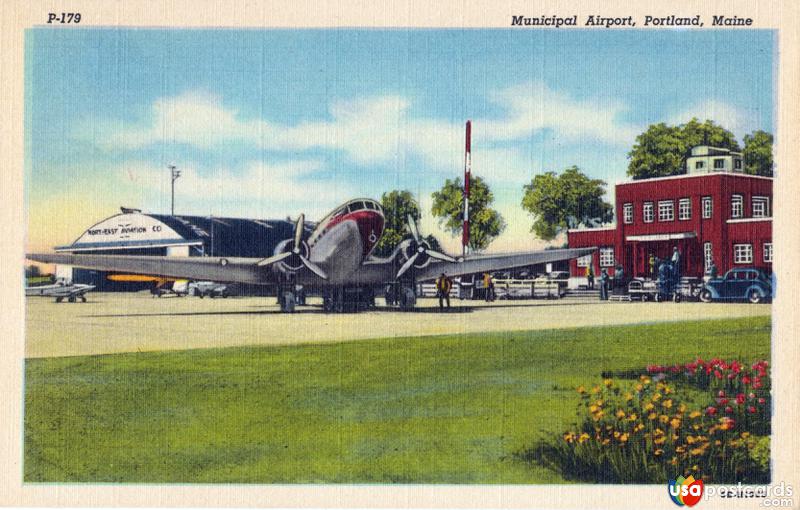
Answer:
xmin=527 ymin=359 xmax=770 ymax=484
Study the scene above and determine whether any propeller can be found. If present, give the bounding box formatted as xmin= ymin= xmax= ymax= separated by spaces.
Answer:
xmin=396 ymin=215 xmax=457 ymax=279
xmin=256 ymin=214 xmax=328 ymax=279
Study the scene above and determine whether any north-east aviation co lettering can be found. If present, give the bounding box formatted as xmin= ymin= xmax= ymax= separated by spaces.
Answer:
xmin=86 ymin=226 xmax=158 ymax=236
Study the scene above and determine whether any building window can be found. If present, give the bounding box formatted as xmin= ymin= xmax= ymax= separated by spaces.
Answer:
xmin=702 ymin=196 xmax=713 ymax=219
xmin=623 ymin=203 xmax=633 ymax=224
xmin=678 ymin=198 xmax=691 ymax=220
xmin=733 ymin=244 xmax=753 ymax=264
xmin=752 ymin=196 xmax=769 ymax=218
xmin=576 ymin=254 xmax=591 ymax=268
xmin=731 ymin=195 xmax=743 ymax=219
xmin=704 ymin=242 xmax=713 ymax=271
xmin=763 ymin=243 xmax=773 ymax=263
xmin=734 ymin=159 xmax=742 ymax=170
xmin=643 ymin=202 xmax=654 ymax=223
xmin=695 ymin=161 xmax=705 ymax=170
xmin=600 ymin=247 xmax=615 ymax=267
xmin=714 ymin=158 xmax=725 ymax=169
xmin=658 ymin=200 xmax=674 ymax=222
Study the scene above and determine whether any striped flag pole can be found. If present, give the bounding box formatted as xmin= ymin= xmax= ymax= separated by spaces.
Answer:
xmin=462 ymin=120 xmax=471 ymax=258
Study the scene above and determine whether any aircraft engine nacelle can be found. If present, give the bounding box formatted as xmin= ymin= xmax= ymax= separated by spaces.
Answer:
xmin=272 ymin=238 xmax=310 ymax=273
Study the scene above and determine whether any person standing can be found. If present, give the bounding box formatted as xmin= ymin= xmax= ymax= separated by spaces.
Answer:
xmin=586 ymin=264 xmax=595 ymax=290
xmin=436 ymin=273 xmax=452 ymax=310
xmin=671 ymin=246 xmax=682 ymax=280
xmin=648 ymin=253 xmax=656 ymax=279
xmin=599 ymin=269 xmax=609 ymax=300
xmin=482 ymin=272 xmax=495 ymax=302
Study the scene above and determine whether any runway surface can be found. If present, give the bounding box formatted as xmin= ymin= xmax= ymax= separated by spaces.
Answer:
xmin=25 ymin=292 xmax=771 ymax=358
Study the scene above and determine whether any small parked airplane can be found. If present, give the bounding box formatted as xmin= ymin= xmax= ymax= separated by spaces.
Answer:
xmin=25 ymin=281 xmax=95 ymax=303
xmin=27 ymin=198 xmax=595 ymax=312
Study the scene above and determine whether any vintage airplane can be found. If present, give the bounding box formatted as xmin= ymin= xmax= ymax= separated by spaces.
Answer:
xmin=25 ymin=281 xmax=95 ymax=303
xmin=27 ymin=198 xmax=596 ymax=312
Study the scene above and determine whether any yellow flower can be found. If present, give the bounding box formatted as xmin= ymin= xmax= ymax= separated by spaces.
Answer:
xmin=635 ymin=383 xmax=644 ymax=392
xmin=589 ymin=404 xmax=599 ymax=413
xmin=639 ymin=375 xmax=651 ymax=385
xmin=741 ymin=432 xmax=751 ymax=439
xmin=645 ymin=402 xmax=655 ymax=411
xmin=614 ymin=431 xmax=621 ymax=439
xmin=654 ymin=436 xmax=666 ymax=445
xmin=652 ymin=392 xmax=662 ymax=402
xmin=593 ymin=410 xmax=605 ymax=420
xmin=633 ymin=423 xmax=645 ymax=433
xmin=692 ymin=424 xmax=701 ymax=431
xmin=670 ymin=457 xmax=678 ymax=466
xmin=670 ymin=418 xmax=681 ymax=429
xmin=659 ymin=415 xmax=670 ymax=424
xmin=689 ymin=411 xmax=702 ymax=419
xmin=563 ymin=432 xmax=576 ymax=443
xmin=624 ymin=393 xmax=633 ymax=402
xmin=619 ymin=433 xmax=629 ymax=442
xmin=686 ymin=435 xmax=696 ymax=444
xmin=578 ymin=433 xmax=590 ymax=443
xmin=690 ymin=446 xmax=707 ymax=456
xmin=595 ymin=400 xmax=604 ymax=407
xmin=577 ymin=386 xmax=586 ymax=394
xmin=648 ymin=412 xmax=657 ymax=420
xmin=654 ymin=448 xmax=664 ymax=456
xmin=678 ymin=403 xmax=686 ymax=413
xmin=692 ymin=465 xmax=699 ymax=471
xmin=628 ymin=413 xmax=638 ymax=422
xmin=604 ymin=378 xmax=613 ymax=387
xmin=602 ymin=438 xmax=610 ymax=445
xmin=662 ymin=399 xmax=673 ymax=409
xmin=676 ymin=446 xmax=686 ymax=454
xmin=664 ymin=386 xmax=673 ymax=395
xmin=616 ymin=409 xmax=626 ymax=419
xmin=591 ymin=386 xmax=601 ymax=394
xmin=715 ymin=440 xmax=722 ymax=446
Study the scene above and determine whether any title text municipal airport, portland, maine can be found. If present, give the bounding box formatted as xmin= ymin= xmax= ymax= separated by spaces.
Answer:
xmin=510 ymin=14 xmax=753 ymax=28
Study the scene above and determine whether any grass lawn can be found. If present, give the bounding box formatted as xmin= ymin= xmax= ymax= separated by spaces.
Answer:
xmin=24 ymin=316 xmax=770 ymax=483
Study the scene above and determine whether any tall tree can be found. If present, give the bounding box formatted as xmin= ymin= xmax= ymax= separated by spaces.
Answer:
xmin=373 ymin=190 xmax=441 ymax=257
xmin=431 ymin=176 xmax=505 ymax=252
xmin=521 ymin=166 xmax=613 ymax=241
xmin=743 ymin=130 xmax=774 ymax=177
xmin=627 ymin=118 xmax=739 ymax=180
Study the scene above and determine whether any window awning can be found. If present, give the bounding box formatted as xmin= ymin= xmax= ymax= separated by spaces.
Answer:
xmin=626 ymin=232 xmax=696 ymax=242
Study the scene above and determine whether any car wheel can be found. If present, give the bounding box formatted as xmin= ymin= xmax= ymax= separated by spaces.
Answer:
xmin=699 ymin=289 xmax=712 ymax=303
xmin=748 ymin=290 xmax=763 ymax=304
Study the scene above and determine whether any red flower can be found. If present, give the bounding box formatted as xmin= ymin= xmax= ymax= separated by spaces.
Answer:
xmin=749 ymin=392 xmax=756 ymax=399
xmin=706 ymin=406 xmax=718 ymax=416
xmin=717 ymin=398 xmax=729 ymax=405
xmin=748 ymin=406 xmax=757 ymax=414
xmin=725 ymin=406 xmax=733 ymax=414
xmin=714 ymin=370 xmax=723 ymax=379
xmin=758 ymin=398 xmax=766 ymax=404
xmin=736 ymin=394 xmax=746 ymax=405
xmin=718 ymin=390 xmax=726 ymax=398
xmin=742 ymin=376 xmax=752 ymax=385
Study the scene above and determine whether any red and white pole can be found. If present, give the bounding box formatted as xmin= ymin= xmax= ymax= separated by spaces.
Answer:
xmin=462 ymin=120 xmax=471 ymax=258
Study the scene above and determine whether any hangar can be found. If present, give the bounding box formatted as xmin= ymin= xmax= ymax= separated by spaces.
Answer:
xmin=55 ymin=208 xmax=308 ymax=291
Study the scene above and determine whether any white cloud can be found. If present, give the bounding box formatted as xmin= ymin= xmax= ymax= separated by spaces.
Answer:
xmin=97 ymin=82 xmax=641 ymax=177
xmin=667 ymin=100 xmax=755 ymax=141
xmin=116 ymin=159 xmax=356 ymax=219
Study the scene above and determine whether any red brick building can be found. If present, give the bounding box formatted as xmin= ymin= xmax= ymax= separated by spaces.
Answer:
xmin=568 ymin=148 xmax=773 ymax=279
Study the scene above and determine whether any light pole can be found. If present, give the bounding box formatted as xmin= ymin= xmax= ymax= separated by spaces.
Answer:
xmin=169 ymin=165 xmax=181 ymax=215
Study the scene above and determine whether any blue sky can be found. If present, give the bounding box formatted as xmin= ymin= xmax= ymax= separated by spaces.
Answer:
xmin=25 ymin=28 xmax=775 ymax=251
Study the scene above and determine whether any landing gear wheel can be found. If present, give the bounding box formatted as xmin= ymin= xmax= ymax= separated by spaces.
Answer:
xmin=281 ymin=291 xmax=296 ymax=313
xmin=673 ymin=293 xmax=682 ymax=303
xmin=55 ymin=297 xmax=63 ymax=303
xmin=654 ymin=293 xmax=662 ymax=302
xmin=399 ymin=287 xmax=416 ymax=310
xmin=748 ymin=290 xmax=763 ymax=304
xmin=80 ymin=295 xmax=87 ymax=302
xmin=68 ymin=295 xmax=77 ymax=303
xmin=699 ymin=289 xmax=712 ymax=303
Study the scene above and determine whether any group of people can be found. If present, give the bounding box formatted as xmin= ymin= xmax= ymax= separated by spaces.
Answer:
xmin=434 ymin=271 xmax=496 ymax=310
xmin=587 ymin=246 xmax=685 ymax=300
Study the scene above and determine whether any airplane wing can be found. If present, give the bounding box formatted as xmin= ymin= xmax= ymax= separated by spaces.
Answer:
xmin=26 ymin=253 xmax=271 ymax=285
xmin=415 ymin=247 xmax=597 ymax=281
